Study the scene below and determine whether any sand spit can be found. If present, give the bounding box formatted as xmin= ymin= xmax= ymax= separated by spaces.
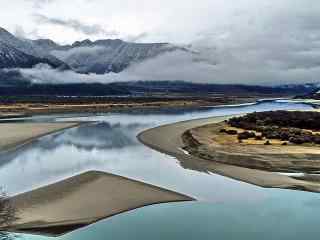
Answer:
xmin=2 ymin=171 xmax=194 ymax=236
xmin=185 ymin=122 xmax=320 ymax=173
xmin=0 ymin=122 xmax=82 ymax=153
xmin=138 ymin=116 xmax=320 ymax=193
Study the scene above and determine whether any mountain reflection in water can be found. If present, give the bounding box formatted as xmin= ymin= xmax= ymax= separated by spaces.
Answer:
xmin=0 ymin=101 xmax=314 ymax=202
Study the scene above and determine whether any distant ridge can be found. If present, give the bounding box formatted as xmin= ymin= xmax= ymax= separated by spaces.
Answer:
xmin=0 ymin=41 xmax=58 ymax=68
xmin=0 ymin=26 xmax=183 ymax=74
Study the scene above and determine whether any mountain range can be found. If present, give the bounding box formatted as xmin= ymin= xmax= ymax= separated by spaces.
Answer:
xmin=0 ymin=26 xmax=319 ymax=97
xmin=0 ymin=27 xmax=182 ymax=74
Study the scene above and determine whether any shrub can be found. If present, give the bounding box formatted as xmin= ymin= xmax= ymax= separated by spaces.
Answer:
xmin=314 ymin=135 xmax=320 ymax=144
xmin=289 ymin=137 xmax=305 ymax=145
xmin=238 ymin=131 xmax=256 ymax=140
xmin=228 ymin=111 xmax=320 ymax=145
xmin=255 ymin=135 xmax=263 ymax=140
xmin=228 ymin=111 xmax=320 ymax=131
xmin=219 ymin=128 xmax=227 ymax=133
xmin=264 ymin=140 xmax=271 ymax=145
xmin=226 ymin=129 xmax=238 ymax=135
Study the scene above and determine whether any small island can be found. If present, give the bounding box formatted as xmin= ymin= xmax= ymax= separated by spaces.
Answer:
xmin=228 ymin=111 xmax=320 ymax=145
xmin=182 ymin=111 xmax=320 ymax=173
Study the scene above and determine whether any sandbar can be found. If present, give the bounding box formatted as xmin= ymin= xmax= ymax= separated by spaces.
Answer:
xmin=2 ymin=171 xmax=193 ymax=236
xmin=0 ymin=122 xmax=82 ymax=153
xmin=138 ymin=116 xmax=320 ymax=193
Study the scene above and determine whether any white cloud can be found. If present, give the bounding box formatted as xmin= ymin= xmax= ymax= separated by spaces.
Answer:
xmin=2 ymin=0 xmax=320 ymax=85
xmin=51 ymin=46 xmax=106 ymax=61
xmin=14 ymin=47 xmax=320 ymax=86
xmin=18 ymin=64 xmax=126 ymax=84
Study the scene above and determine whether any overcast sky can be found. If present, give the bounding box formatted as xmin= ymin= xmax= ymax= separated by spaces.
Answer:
xmin=2 ymin=0 xmax=317 ymax=44
xmin=2 ymin=0 xmax=320 ymax=85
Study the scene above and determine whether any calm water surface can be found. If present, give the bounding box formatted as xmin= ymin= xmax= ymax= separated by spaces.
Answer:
xmin=1 ymin=100 xmax=319 ymax=239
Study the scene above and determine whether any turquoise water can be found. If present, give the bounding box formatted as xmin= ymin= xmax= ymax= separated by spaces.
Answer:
xmin=1 ymin=100 xmax=319 ymax=239
xmin=25 ymin=191 xmax=320 ymax=240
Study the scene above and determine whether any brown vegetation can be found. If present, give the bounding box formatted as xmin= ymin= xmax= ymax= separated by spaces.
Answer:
xmin=228 ymin=111 xmax=320 ymax=145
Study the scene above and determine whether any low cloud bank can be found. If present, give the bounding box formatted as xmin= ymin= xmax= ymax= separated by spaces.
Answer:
xmin=51 ymin=46 xmax=106 ymax=63
xmin=8 ymin=47 xmax=320 ymax=86
xmin=10 ymin=50 xmax=220 ymax=85
xmin=17 ymin=64 xmax=126 ymax=84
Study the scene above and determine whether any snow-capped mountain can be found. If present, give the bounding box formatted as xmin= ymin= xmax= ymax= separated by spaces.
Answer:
xmin=51 ymin=39 xmax=182 ymax=73
xmin=0 ymin=27 xmax=184 ymax=73
xmin=0 ymin=41 xmax=63 ymax=68
xmin=0 ymin=27 xmax=68 ymax=69
xmin=0 ymin=27 xmax=39 ymax=56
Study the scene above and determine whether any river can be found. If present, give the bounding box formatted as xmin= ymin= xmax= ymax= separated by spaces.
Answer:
xmin=1 ymin=100 xmax=318 ymax=239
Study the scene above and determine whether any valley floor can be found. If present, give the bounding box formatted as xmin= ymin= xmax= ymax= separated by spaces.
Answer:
xmin=0 ymin=95 xmax=283 ymax=117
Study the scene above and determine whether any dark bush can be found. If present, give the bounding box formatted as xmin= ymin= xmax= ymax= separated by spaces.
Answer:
xmin=314 ymin=135 xmax=320 ymax=144
xmin=226 ymin=130 xmax=238 ymax=135
xmin=219 ymin=128 xmax=227 ymax=133
xmin=238 ymin=131 xmax=256 ymax=140
xmin=289 ymin=137 xmax=305 ymax=145
xmin=228 ymin=111 xmax=320 ymax=131
xmin=228 ymin=111 xmax=320 ymax=145
xmin=289 ymin=128 xmax=302 ymax=135
xmin=263 ymin=130 xmax=280 ymax=139
xmin=279 ymin=131 xmax=290 ymax=141
xmin=255 ymin=135 xmax=263 ymax=140
xmin=264 ymin=140 xmax=271 ymax=145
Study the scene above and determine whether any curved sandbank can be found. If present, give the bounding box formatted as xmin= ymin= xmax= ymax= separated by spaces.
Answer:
xmin=0 ymin=122 xmax=83 ymax=154
xmin=138 ymin=116 xmax=320 ymax=193
xmin=185 ymin=122 xmax=320 ymax=173
xmin=2 ymin=171 xmax=194 ymax=236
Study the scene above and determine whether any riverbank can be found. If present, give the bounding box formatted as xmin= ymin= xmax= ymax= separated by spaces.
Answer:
xmin=0 ymin=122 xmax=82 ymax=154
xmin=138 ymin=115 xmax=320 ymax=193
xmin=0 ymin=96 xmax=267 ymax=117
xmin=3 ymin=171 xmax=193 ymax=236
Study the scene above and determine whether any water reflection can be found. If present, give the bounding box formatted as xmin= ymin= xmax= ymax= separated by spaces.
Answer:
xmin=50 ymin=122 xmax=139 ymax=150
xmin=5 ymin=100 xmax=319 ymax=240
xmin=0 ymin=101 xmax=313 ymax=202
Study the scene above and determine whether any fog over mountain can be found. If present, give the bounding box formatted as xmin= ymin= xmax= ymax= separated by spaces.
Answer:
xmin=1 ymin=0 xmax=320 ymax=86
xmin=0 ymin=26 xmax=191 ymax=84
